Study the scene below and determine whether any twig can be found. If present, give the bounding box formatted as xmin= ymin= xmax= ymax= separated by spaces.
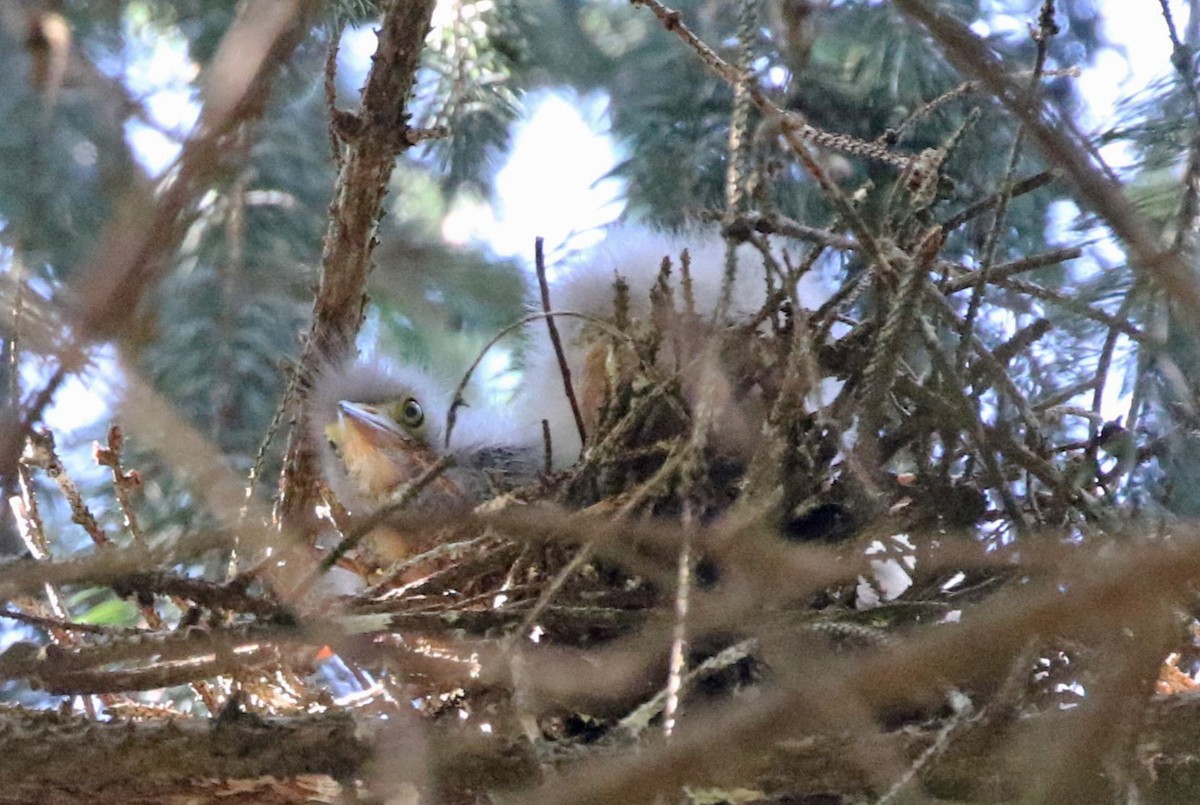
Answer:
xmin=0 ymin=528 xmax=236 ymax=602
xmin=0 ymin=608 xmax=141 ymax=637
xmin=111 ymin=570 xmax=286 ymax=619
xmin=663 ymin=501 xmax=695 ymax=738
xmin=1158 ymin=0 xmax=1200 ymax=255
xmin=1087 ymin=284 xmax=1139 ymax=466
xmin=620 ymin=638 xmax=758 ymax=739
xmin=940 ymin=246 xmax=1081 ymax=292
xmin=894 ymin=0 xmax=1200 ymax=323
xmin=324 ymin=19 xmax=346 ymax=168
xmin=503 ymin=543 xmax=594 ymax=652
xmin=359 ymin=533 xmax=494 ymax=599
xmin=955 ymin=0 xmax=1058 ymax=374
xmin=310 ymin=452 xmax=457 ymax=582
xmin=747 ymin=212 xmax=859 ymax=251
xmin=7 ymin=644 xmax=279 ymax=696
xmin=861 ymin=227 xmax=943 ymax=431
xmin=941 ymin=170 xmax=1058 ymax=231
xmin=244 ymin=359 xmax=299 ymax=519
xmin=716 ymin=0 xmax=758 ymax=322
xmin=93 ymin=425 xmax=144 ymax=545
xmin=444 ymin=311 xmax=636 ymax=449
xmin=535 ymin=236 xmax=588 ymax=453
xmin=876 ymin=690 xmax=974 ymax=804
xmin=23 ymin=430 xmax=110 ymax=546
xmin=881 ymin=80 xmax=979 ymax=146
xmin=987 ymin=276 xmax=1148 ymax=345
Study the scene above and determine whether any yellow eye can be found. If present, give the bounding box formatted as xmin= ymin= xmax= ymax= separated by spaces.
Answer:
xmin=398 ymin=397 xmax=424 ymax=428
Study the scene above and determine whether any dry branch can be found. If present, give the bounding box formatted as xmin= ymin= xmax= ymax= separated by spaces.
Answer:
xmin=278 ymin=0 xmax=439 ymax=531
xmin=0 ymin=706 xmax=367 ymax=805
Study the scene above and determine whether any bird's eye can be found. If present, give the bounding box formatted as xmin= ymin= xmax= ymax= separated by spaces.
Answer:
xmin=399 ymin=397 xmax=424 ymax=428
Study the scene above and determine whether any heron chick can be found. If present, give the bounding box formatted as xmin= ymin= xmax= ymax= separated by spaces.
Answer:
xmin=310 ymin=359 xmax=537 ymax=564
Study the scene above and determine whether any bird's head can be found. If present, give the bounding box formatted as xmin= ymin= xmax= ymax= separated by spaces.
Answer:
xmin=310 ymin=357 xmax=542 ymax=516
xmin=310 ymin=360 xmax=455 ymax=510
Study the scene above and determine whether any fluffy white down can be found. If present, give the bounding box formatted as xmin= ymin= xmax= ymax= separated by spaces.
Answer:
xmin=517 ymin=225 xmax=785 ymax=468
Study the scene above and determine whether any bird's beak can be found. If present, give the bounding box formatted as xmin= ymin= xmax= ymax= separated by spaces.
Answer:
xmin=332 ymin=401 xmax=413 ymax=450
